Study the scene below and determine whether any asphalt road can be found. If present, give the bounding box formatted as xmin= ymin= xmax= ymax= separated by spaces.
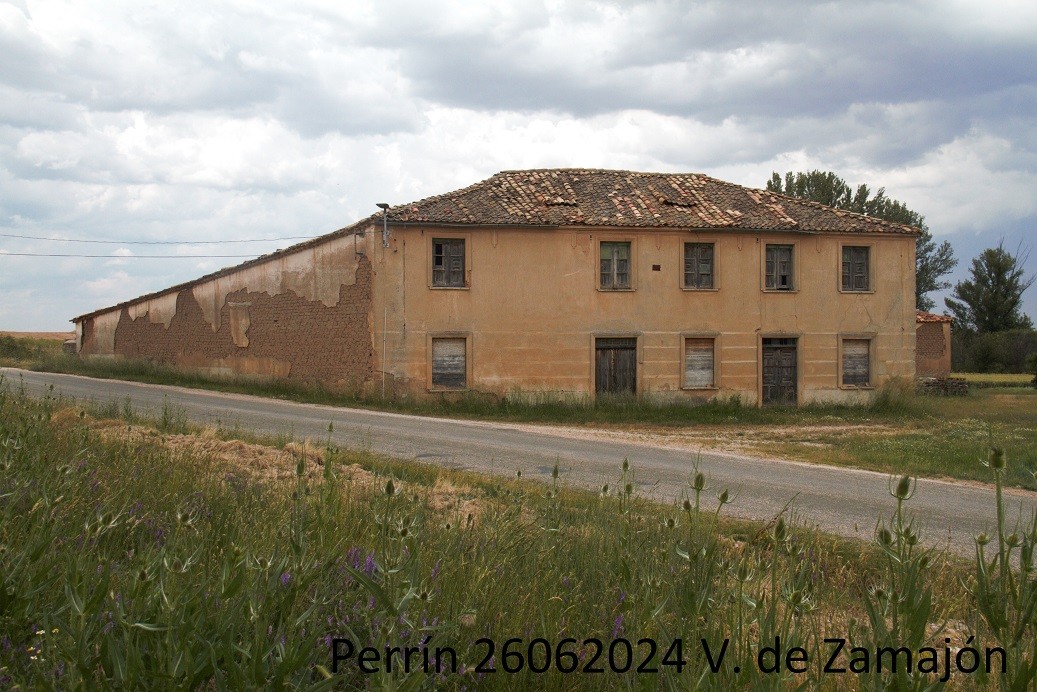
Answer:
xmin=5 ymin=367 xmax=1034 ymax=556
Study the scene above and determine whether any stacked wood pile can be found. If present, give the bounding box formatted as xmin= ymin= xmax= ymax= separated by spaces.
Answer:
xmin=917 ymin=376 xmax=969 ymax=396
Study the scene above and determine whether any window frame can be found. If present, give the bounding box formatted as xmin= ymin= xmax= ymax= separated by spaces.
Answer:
xmin=764 ymin=243 xmax=796 ymax=291
xmin=839 ymin=335 xmax=874 ymax=389
xmin=682 ymin=242 xmax=716 ymax=290
xmin=680 ymin=333 xmax=720 ymax=390
xmin=431 ymin=237 xmax=466 ymax=288
xmin=839 ymin=243 xmax=874 ymax=293
xmin=428 ymin=333 xmax=471 ymax=391
xmin=598 ymin=239 xmax=635 ymax=291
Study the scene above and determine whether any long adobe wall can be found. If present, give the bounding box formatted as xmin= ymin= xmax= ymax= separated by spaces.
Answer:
xmin=77 ymin=231 xmax=375 ymax=392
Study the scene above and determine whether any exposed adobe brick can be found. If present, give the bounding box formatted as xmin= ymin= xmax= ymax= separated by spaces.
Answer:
xmin=109 ymin=256 xmax=374 ymax=391
xmin=916 ymin=322 xmax=945 ymax=359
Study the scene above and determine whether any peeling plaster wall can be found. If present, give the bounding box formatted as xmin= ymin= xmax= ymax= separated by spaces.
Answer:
xmin=191 ymin=237 xmax=362 ymax=332
xmin=126 ymin=291 xmax=180 ymax=328
xmin=80 ymin=310 xmax=121 ymax=356
xmin=77 ymin=230 xmax=375 ymax=390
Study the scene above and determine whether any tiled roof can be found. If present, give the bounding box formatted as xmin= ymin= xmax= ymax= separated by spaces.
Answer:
xmin=73 ymin=169 xmax=919 ymax=322
xmin=388 ymin=169 xmax=921 ymax=235
xmin=917 ymin=310 xmax=953 ymax=323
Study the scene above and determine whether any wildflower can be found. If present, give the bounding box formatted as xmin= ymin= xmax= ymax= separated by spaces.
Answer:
xmin=280 ymin=572 xmax=292 ymax=587
xmin=891 ymin=474 xmax=914 ymax=500
xmin=611 ymin=614 xmax=623 ymax=639
xmin=384 ymin=478 xmax=396 ymax=496
xmin=985 ymin=447 xmax=1006 ymax=470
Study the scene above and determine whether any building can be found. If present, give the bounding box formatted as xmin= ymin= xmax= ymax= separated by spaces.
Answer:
xmin=916 ymin=311 xmax=953 ymax=377
xmin=73 ymin=169 xmax=919 ymax=406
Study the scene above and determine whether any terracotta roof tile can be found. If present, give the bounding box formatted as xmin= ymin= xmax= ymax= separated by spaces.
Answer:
xmin=388 ymin=169 xmax=920 ymax=235
xmin=917 ymin=311 xmax=953 ymax=323
xmin=73 ymin=168 xmax=920 ymax=322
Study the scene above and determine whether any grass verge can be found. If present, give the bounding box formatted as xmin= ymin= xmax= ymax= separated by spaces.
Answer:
xmin=3 ymin=334 xmax=1036 ymax=489
xmin=3 ymin=387 xmax=1037 ymax=688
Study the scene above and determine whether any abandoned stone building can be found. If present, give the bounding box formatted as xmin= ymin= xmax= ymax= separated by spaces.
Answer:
xmin=73 ymin=169 xmax=920 ymax=405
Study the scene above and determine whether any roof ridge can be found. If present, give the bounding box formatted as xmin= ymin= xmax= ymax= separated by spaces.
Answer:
xmin=760 ymin=188 xmax=920 ymax=235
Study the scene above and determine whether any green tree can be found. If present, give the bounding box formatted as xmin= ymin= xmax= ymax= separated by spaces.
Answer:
xmin=767 ymin=170 xmax=956 ymax=311
xmin=945 ymin=242 xmax=1034 ymax=334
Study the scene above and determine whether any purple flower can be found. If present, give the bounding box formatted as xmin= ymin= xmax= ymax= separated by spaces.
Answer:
xmin=611 ymin=614 xmax=623 ymax=639
xmin=363 ymin=553 xmax=376 ymax=576
xmin=280 ymin=572 xmax=292 ymax=587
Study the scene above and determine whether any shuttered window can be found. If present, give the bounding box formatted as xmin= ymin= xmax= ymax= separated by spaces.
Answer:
xmin=431 ymin=337 xmax=466 ymax=389
xmin=600 ymin=242 xmax=631 ymax=289
xmin=765 ymin=245 xmax=794 ymax=290
xmin=432 ymin=239 xmax=465 ymax=287
xmin=684 ymin=243 xmax=714 ymax=289
xmin=842 ymin=339 xmax=870 ymax=387
xmin=842 ymin=246 xmax=870 ymax=291
xmin=683 ymin=338 xmax=715 ymax=388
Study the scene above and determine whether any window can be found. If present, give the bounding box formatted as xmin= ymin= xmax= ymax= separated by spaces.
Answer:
xmin=432 ymin=238 xmax=465 ymax=287
xmin=600 ymin=241 xmax=631 ymax=289
xmin=842 ymin=338 xmax=871 ymax=387
xmin=431 ymin=337 xmax=466 ymax=389
xmin=765 ymin=245 xmax=794 ymax=290
xmin=683 ymin=243 xmax=714 ymax=289
xmin=842 ymin=246 xmax=870 ymax=291
xmin=683 ymin=337 xmax=715 ymax=388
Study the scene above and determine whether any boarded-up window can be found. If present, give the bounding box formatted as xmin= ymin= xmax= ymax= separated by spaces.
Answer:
xmin=683 ymin=338 xmax=715 ymax=388
xmin=600 ymin=241 xmax=631 ymax=289
xmin=432 ymin=337 xmax=466 ymax=389
xmin=842 ymin=339 xmax=870 ymax=387
xmin=432 ymin=239 xmax=465 ymax=287
xmin=684 ymin=243 xmax=714 ymax=289
xmin=842 ymin=246 xmax=870 ymax=291
xmin=765 ymin=245 xmax=794 ymax=290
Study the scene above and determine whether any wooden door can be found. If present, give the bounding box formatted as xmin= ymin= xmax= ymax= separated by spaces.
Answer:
xmin=762 ymin=338 xmax=797 ymax=405
xmin=595 ymin=338 xmax=637 ymax=396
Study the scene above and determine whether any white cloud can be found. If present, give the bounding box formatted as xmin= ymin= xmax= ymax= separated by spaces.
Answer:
xmin=0 ymin=0 xmax=1035 ymax=329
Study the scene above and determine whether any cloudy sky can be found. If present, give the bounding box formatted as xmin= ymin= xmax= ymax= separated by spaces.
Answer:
xmin=1 ymin=0 xmax=1035 ymax=331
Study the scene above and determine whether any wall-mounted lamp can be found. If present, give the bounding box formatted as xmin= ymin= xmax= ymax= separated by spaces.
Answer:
xmin=376 ymin=202 xmax=390 ymax=248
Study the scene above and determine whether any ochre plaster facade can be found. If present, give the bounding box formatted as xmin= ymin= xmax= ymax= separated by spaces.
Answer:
xmin=371 ymin=227 xmax=916 ymax=405
xmin=73 ymin=170 xmax=919 ymax=406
